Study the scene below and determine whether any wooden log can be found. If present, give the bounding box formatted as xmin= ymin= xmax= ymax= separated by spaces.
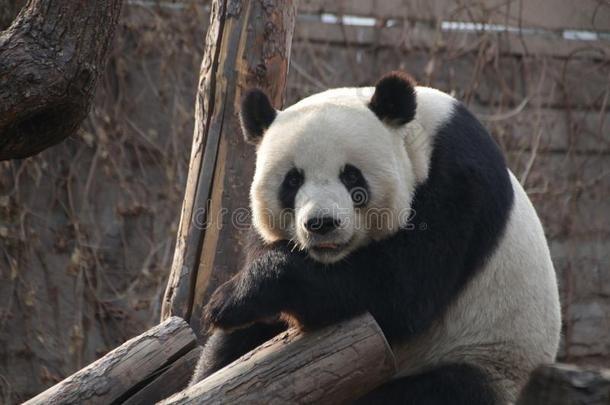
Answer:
xmin=161 ymin=0 xmax=298 ymax=333
xmin=0 ymin=0 xmax=123 ymax=160
xmin=123 ymin=347 xmax=203 ymax=405
xmin=517 ymin=363 xmax=610 ymax=405
xmin=160 ymin=312 xmax=397 ymax=405
xmin=24 ymin=317 xmax=196 ymax=405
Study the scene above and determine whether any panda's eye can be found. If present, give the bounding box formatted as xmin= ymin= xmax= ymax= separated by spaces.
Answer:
xmin=279 ymin=168 xmax=304 ymax=209
xmin=344 ymin=171 xmax=360 ymax=186
xmin=340 ymin=165 xmax=364 ymax=187
xmin=340 ymin=164 xmax=369 ymax=207
xmin=284 ymin=168 xmax=304 ymax=189
xmin=287 ymin=176 xmax=300 ymax=188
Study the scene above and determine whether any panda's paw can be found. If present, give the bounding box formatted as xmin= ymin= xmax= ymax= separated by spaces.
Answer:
xmin=203 ymin=279 xmax=258 ymax=331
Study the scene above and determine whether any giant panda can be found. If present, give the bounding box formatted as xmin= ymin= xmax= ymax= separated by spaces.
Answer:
xmin=190 ymin=71 xmax=561 ymax=404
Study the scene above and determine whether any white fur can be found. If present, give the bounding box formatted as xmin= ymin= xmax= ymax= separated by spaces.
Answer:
xmin=393 ymin=172 xmax=561 ymax=403
xmin=405 ymin=87 xmax=455 ymax=183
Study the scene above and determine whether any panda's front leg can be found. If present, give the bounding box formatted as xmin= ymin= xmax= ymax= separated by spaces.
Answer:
xmin=204 ymin=247 xmax=370 ymax=332
xmin=190 ymin=321 xmax=287 ymax=385
xmin=203 ymin=252 xmax=290 ymax=331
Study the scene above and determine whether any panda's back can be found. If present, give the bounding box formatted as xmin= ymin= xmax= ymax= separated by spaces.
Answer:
xmin=394 ymin=171 xmax=561 ymax=402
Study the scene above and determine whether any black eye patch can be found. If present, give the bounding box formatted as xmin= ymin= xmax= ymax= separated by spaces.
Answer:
xmin=279 ymin=167 xmax=304 ymax=209
xmin=340 ymin=164 xmax=369 ymax=207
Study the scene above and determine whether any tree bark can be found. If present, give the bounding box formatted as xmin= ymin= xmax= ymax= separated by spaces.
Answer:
xmin=23 ymin=317 xmax=197 ymax=405
xmin=161 ymin=0 xmax=298 ymax=334
xmin=0 ymin=0 xmax=123 ymax=160
xmin=0 ymin=0 xmax=26 ymax=30
xmin=160 ymin=313 xmax=397 ymax=405
xmin=122 ymin=346 xmax=203 ymax=405
xmin=517 ymin=363 xmax=610 ymax=405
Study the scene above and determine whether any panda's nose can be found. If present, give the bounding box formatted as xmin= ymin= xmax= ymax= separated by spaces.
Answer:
xmin=304 ymin=216 xmax=340 ymax=235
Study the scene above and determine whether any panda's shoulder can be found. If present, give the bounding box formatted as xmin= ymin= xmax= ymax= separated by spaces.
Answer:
xmin=411 ymin=86 xmax=456 ymax=135
xmin=408 ymin=85 xmax=515 ymax=240
xmin=412 ymin=87 xmax=507 ymax=176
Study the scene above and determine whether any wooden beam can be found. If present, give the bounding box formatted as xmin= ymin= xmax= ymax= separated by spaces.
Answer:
xmin=160 ymin=313 xmax=397 ymax=405
xmin=161 ymin=0 xmax=299 ymax=334
xmin=24 ymin=317 xmax=196 ymax=405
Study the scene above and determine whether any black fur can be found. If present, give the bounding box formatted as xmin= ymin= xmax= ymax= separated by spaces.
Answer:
xmin=196 ymin=101 xmax=515 ymax=398
xmin=369 ymin=71 xmax=417 ymax=126
xmin=278 ymin=167 xmax=304 ymax=209
xmin=354 ymin=363 xmax=499 ymax=404
xmin=340 ymin=164 xmax=369 ymax=207
xmin=304 ymin=216 xmax=340 ymax=235
xmin=240 ymin=89 xmax=276 ymax=144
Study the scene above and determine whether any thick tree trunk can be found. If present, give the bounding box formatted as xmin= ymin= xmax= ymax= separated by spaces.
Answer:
xmin=160 ymin=313 xmax=397 ymax=405
xmin=23 ymin=317 xmax=197 ymax=405
xmin=0 ymin=0 xmax=122 ymax=160
xmin=0 ymin=0 xmax=26 ymax=30
xmin=161 ymin=0 xmax=298 ymax=335
xmin=517 ymin=363 xmax=610 ymax=405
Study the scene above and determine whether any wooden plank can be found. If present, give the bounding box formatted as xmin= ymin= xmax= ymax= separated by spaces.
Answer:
xmin=161 ymin=0 xmax=224 ymax=321
xmin=295 ymin=20 xmax=610 ymax=59
xmin=160 ymin=313 xmax=397 ymax=405
xmin=24 ymin=317 xmax=196 ymax=405
xmin=299 ymin=0 xmax=610 ymax=32
xmin=161 ymin=0 xmax=299 ymax=333
xmin=184 ymin=1 xmax=299 ymax=337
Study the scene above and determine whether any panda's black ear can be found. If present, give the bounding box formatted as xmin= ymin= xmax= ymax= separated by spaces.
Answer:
xmin=240 ymin=89 xmax=277 ymax=145
xmin=369 ymin=71 xmax=417 ymax=126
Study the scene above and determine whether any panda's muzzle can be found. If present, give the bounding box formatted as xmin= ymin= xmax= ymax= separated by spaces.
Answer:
xmin=304 ymin=216 xmax=341 ymax=236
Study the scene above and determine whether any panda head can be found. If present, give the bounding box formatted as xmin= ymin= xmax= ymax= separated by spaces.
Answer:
xmin=242 ymin=71 xmax=419 ymax=264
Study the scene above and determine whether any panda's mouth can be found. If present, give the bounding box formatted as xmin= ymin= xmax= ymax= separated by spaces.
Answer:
xmin=313 ymin=242 xmax=343 ymax=250
xmin=308 ymin=240 xmax=353 ymax=264
xmin=309 ymin=237 xmax=354 ymax=255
